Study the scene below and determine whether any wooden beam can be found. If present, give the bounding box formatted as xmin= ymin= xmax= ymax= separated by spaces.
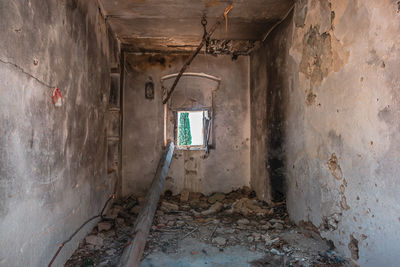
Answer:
xmin=118 ymin=142 xmax=175 ymax=267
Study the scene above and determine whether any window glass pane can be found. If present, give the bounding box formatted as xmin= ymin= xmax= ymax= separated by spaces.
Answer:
xmin=177 ymin=111 xmax=204 ymax=147
xmin=189 ymin=112 xmax=204 ymax=146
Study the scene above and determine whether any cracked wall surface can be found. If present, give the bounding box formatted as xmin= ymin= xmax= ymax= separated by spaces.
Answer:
xmin=251 ymin=0 xmax=400 ymax=266
xmin=0 ymin=0 xmax=118 ymax=265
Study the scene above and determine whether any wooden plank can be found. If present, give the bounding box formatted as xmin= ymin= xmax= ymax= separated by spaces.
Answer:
xmin=118 ymin=142 xmax=175 ymax=267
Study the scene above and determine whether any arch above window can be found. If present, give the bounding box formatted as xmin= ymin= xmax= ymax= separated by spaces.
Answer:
xmin=161 ymin=72 xmax=221 ymax=108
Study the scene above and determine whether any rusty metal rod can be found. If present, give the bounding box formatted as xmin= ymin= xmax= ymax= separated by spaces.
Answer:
xmin=162 ymin=5 xmax=233 ymax=104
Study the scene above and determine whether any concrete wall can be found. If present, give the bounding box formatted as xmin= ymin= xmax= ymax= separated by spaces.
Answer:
xmin=0 ymin=1 xmax=117 ymax=266
xmin=122 ymin=54 xmax=250 ymax=196
xmin=251 ymin=0 xmax=400 ymax=266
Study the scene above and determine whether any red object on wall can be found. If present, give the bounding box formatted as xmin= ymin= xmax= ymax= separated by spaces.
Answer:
xmin=52 ymin=88 xmax=62 ymax=107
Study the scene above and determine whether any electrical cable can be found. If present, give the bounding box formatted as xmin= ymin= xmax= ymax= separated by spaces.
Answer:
xmin=47 ymin=194 xmax=115 ymax=267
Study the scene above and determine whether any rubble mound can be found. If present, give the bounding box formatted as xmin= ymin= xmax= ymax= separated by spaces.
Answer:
xmin=66 ymin=187 xmax=347 ymax=267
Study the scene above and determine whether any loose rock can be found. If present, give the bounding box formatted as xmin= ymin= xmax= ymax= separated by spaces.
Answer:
xmin=161 ymin=201 xmax=179 ymax=212
xmin=180 ymin=190 xmax=190 ymax=202
xmin=130 ymin=205 xmax=141 ymax=214
xmin=232 ymin=198 xmax=272 ymax=216
xmin=201 ymin=202 xmax=223 ymax=216
xmin=85 ymin=235 xmax=103 ymax=247
xmin=97 ymin=222 xmax=112 ymax=232
xmin=213 ymin=237 xmax=227 ymax=246
xmin=272 ymin=222 xmax=284 ymax=230
xmin=208 ymin=193 xmax=225 ymax=204
xmin=237 ymin=218 xmax=250 ymax=225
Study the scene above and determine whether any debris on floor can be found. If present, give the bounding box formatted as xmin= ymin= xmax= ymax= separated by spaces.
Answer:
xmin=66 ymin=187 xmax=349 ymax=267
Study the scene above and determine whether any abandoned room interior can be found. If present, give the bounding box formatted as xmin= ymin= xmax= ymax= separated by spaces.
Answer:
xmin=1 ymin=0 xmax=399 ymax=266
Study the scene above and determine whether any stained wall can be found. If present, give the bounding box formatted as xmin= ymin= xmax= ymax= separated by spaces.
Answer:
xmin=251 ymin=0 xmax=400 ymax=265
xmin=0 ymin=0 xmax=117 ymax=265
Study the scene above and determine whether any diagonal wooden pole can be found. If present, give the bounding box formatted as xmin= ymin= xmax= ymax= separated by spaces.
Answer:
xmin=118 ymin=142 xmax=174 ymax=267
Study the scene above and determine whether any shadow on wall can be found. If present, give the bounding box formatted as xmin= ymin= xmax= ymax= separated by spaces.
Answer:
xmin=265 ymin=39 xmax=290 ymax=202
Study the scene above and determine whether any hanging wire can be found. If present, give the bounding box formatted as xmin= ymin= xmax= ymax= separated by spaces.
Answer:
xmin=201 ymin=15 xmax=210 ymax=53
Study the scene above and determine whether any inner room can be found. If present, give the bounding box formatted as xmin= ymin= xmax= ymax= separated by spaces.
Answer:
xmin=1 ymin=1 xmax=399 ymax=266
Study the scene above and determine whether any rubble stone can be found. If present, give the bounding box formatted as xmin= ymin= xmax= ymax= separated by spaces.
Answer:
xmin=98 ymin=222 xmax=112 ymax=232
xmin=242 ymin=186 xmax=251 ymax=196
xmin=252 ymin=233 xmax=261 ymax=241
xmin=161 ymin=201 xmax=179 ymax=212
xmin=105 ymin=205 xmax=123 ymax=219
xmin=272 ymin=222 xmax=284 ymax=230
xmin=182 ymin=215 xmax=193 ymax=221
xmin=180 ymin=190 xmax=189 ymax=202
xmin=232 ymin=198 xmax=272 ymax=216
xmin=85 ymin=235 xmax=103 ymax=247
xmin=269 ymin=219 xmax=284 ymax=224
xmin=213 ymin=237 xmax=227 ymax=246
xmin=201 ymin=202 xmax=223 ymax=215
xmin=105 ymin=249 xmax=116 ymax=256
xmin=116 ymin=218 xmax=125 ymax=225
xmin=180 ymin=205 xmax=190 ymax=211
xmin=208 ymin=193 xmax=225 ymax=204
xmin=237 ymin=218 xmax=250 ymax=225
xmin=189 ymin=192 xmax=202 ymax=201
xmin=130 ymin=205 xmax=141 ymax=214
xmin=176 ymin=220 xmax=185 ymax=227
xmin=225 ymin=228 xmax=235 ymax=234
xmin=260 ymin=222 xmax=272 ymax=230
xmin=67 ymin=189 xmax=348 ymax=267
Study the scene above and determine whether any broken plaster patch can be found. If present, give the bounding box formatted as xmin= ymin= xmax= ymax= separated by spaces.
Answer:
xmin=340 ymin=195 xmax=350 ymax=210
xmin=321 ymin=212 xmax=342 ymax=231
xmin=306 ymin=90 xmax=317 ymax=106
xmin=348 ymin=234 xmax=359 ymax=260
xmin=327 ymin=153 xmax=343 ymax=180
xmin=298 ymin=7 xmax=349 ymax=106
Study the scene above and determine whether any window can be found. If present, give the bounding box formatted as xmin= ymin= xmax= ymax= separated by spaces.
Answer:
xmin=176 ymin=110 xmax=211 ymax=150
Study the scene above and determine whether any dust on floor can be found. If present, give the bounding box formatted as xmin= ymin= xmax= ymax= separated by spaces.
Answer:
xmin=66 ymin=187 xmax=347 ymax=267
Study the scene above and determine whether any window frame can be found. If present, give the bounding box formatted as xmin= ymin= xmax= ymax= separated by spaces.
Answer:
xmin=174 ymin=108 xmax=212 ymax=151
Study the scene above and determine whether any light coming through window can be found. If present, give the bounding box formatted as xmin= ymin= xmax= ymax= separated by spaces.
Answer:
xmin=177 ymin=111 xmax=204 ymax=147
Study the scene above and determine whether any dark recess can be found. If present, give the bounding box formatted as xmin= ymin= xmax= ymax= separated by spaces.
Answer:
xmin=264 ymin=11 xmax=294 ymax=202
xmin=109 ymin=74 xmax=119 ymax=107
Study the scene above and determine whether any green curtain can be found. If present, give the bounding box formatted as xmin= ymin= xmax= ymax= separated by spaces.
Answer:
xmin=178 ymin=113 xmax=192 ymax=145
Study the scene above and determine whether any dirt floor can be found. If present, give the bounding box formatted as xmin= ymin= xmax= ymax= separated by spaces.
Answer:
xmin=66 ymin=187 xmax=348 ymax=267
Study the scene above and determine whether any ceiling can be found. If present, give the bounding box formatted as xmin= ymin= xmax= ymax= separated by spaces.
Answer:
xmin=98 ymin=0 xmax=294 ymax=52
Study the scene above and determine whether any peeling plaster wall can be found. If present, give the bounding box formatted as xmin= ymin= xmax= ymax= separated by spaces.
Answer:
xmin=251 ymin=0 xmax=400 ymax=265
xmin=0 ymin=1 xmax=117 ymax=266
xmin=122 ymin=54 xmax=250 ymax=196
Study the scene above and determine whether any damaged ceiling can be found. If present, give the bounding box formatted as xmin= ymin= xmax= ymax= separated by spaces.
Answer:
xmin=98 ymin=0 xmax=294 ymax=52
